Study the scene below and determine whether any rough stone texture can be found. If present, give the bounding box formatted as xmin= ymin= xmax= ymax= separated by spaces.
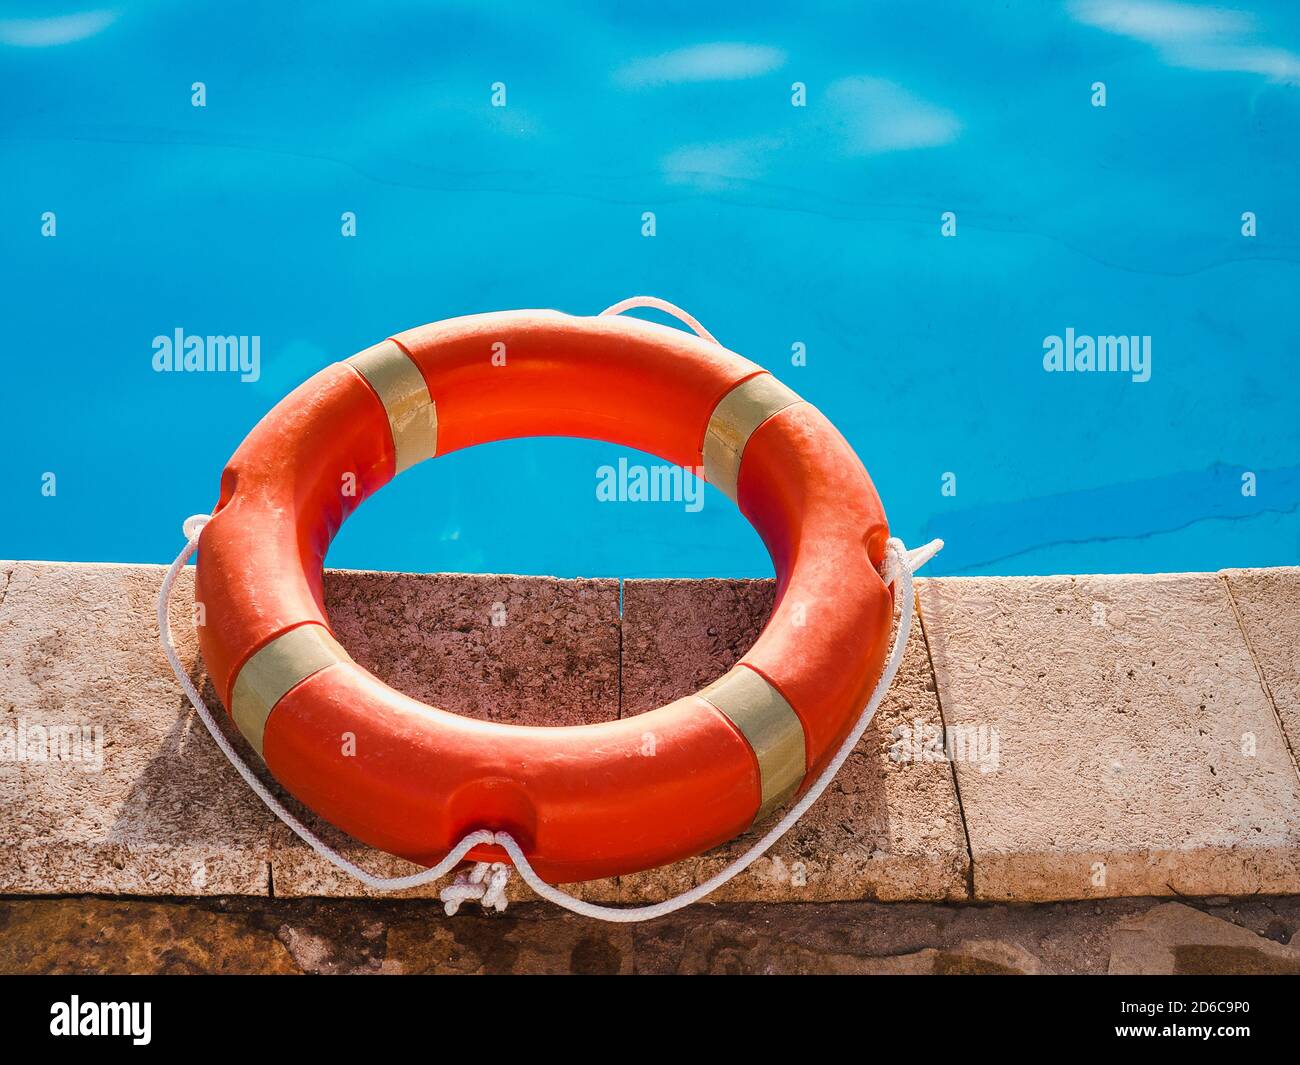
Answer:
xmin=0 ymin=563 xmax=621 ymax=902
xmin=322 ymin=570 xmax=620 ymax=727
xmin=1108 ymin=901 xmax=1300 ymax=975
xmin=618 ymin=579 xmax=969 ymax=902
xmin=0 ymin=897 xmax=635 ymax=976
xmin=1221 ymin=567 xmax=1300 ymax=768
xmin=6 ymin=894 xmax=1297 ymax=975
xmin=269 ymin=570 xmax=621 ymax=902
xmin=0 ymin=897 xmax=302 ymax=975
xmin=0 ymin=562 xmax=276 ymax=895
xmin=919 ymin=573 xmax=1300 ymax=901
xmin=4 ymin=560 xmax=1300 ymax=917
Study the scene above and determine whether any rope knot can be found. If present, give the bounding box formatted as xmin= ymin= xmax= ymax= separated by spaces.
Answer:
xmin=182 ymin=513 xmax=212 ymax=541
xmin=440 ymin=860 xmax=512 ymax=915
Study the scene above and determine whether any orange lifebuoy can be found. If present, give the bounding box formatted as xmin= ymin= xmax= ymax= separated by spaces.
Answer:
xmin=195 ymin=309 xmax=892 ymax=883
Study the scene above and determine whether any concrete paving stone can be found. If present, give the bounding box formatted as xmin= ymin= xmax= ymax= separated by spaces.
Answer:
xmin=1221 ymin=566 xmax=1300 ymax=768
xmin=918 ymin=572 xmax=1300 ymax=901
xmin=617 ymin=578 xmax=969 ymax=903
xmin=0 ymin=562 xmax=276 ymax=895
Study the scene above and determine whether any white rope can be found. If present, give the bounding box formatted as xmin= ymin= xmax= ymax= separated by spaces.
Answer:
xmin=440 ymin=861 xmax=511 ymax=915
xmin=156 ymin=298 xmax=943 ymax=920
xmin=599 ymin=296 xmax=721 ymax=345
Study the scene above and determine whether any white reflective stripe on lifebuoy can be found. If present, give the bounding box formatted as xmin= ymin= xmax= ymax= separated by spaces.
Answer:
xmin=230 ymin=625 xmax=351 ymax=757
xmin=702 ymin=374 xmax=802 ymax=503
xmin=697 ymin=665 xmax=806 ymax=821
xmin=348 ymin=340 xmax=438 ymax=472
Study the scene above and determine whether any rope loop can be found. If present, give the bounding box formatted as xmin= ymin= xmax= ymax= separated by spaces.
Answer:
xmin=599 ymin=296 xmax=721 ymax=346
xmin=182 ymin=513 xmax=211 ymax=541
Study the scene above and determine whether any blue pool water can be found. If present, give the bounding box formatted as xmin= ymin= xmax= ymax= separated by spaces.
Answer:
xmin=2 ymin=2 xmax=1298 ymax=578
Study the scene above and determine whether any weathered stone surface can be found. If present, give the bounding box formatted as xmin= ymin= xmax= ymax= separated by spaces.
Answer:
xmin=6 ymin=558 xmax=1300 ymax=915
xmin=6 ymin=895 xmax=1296 ymax=975
xmin=0 ymin=563 xmax=622 ymax=901
xmin=322 ymin=570 xmax=620 ymax=727
xmin=0 ymin=562 xmax=276 ymax=895
xmin=1221 ymin=567 xmax=1300 ymax=765
xmin=627 ymin=919 xmax=1041 ymax=974
xmin=1108 ymin=901 xmax=1300 ymax=975
xmin=629 ymin=896 xmax=1300 ymax=975
xmin=380 ymin=906 xmax=634 ymax=975
xmin=268 ymin=570 xmax=621 ymax=901
xmin=0 ymin=897 xmax=302 ymax=975
xmin=0 ymin=897 xmax=633 ymax=975
xmin=919 ymin=573 xmax=1300 ymax=901
xmin=618 ymin=579 xmax=969 ymax=902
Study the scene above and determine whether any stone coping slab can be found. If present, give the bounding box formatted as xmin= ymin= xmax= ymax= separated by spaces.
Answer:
xmin=918 ymin=571 xmax=1300 ymax=902
xmin=0 ymin=562 xmax=276 ymax=896
xmin=1221 ymin=567 xmax=1300 ymax=770
xmin=1 ymin=560 xmax=1297 ymax=906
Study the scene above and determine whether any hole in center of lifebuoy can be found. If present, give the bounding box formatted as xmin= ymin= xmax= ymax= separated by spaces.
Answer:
xmin=319 ymin=436 xmax=772 ymax=727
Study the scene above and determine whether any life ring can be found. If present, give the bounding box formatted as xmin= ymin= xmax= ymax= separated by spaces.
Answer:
xmin=194 ymin=309 xmax=893 ymax=883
